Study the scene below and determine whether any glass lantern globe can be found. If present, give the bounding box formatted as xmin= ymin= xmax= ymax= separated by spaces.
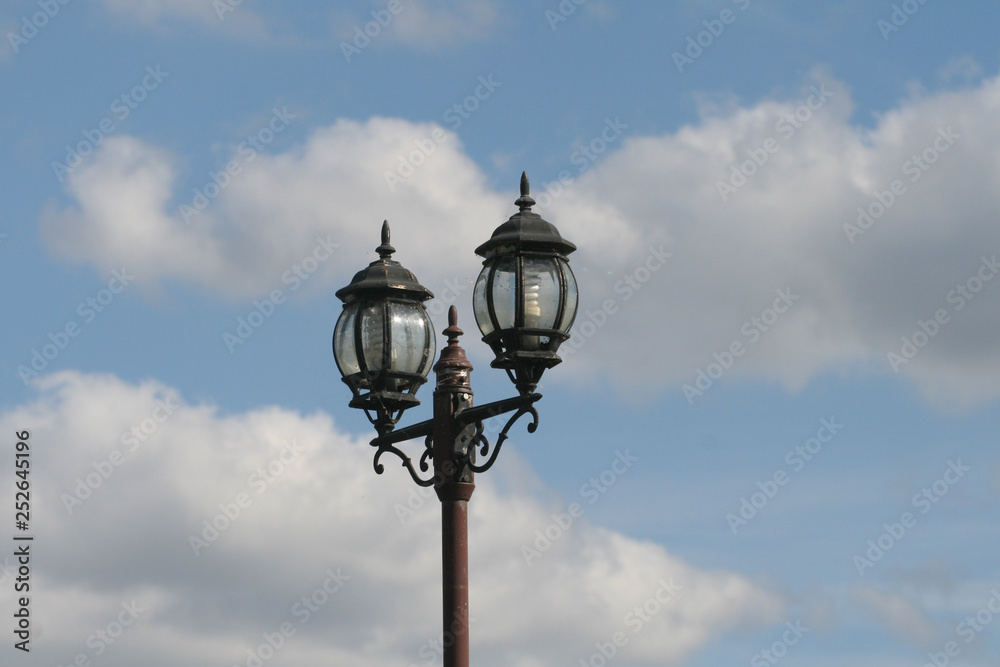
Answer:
xmin=333 ymin=221 xmax=436 ymax=432
xmin=473 ymin=173 xmax=577 ymax=394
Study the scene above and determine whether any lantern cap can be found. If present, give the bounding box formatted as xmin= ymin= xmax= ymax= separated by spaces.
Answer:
xmin=336 ymin=221 xmax=434 ymax=302
xmin=475 ymin=172 xmax=577 ymax=258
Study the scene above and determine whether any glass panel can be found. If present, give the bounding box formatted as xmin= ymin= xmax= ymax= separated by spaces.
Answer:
xmin=333 ymin=302 xmax=360 ymax=377
xmin=419 ymin=313 xmax=437 ymax=378
xmin=558 ymin=259 xmax=579 ymax=333
xmin=359 ymin=302 xmax=386 ymax=372
xmin=522 ymin=257 xmax=560 ymax=330
xmin=490 ymin=256 xmax=517 ymax=330
xmin=473 ymin=267 xmax=493 ymax=336
xmin=388 ymin=301 xmax=433 ymax=376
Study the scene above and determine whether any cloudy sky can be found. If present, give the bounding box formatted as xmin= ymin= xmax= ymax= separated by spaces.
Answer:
xmin=2 ymin=1 xmax=1000 ymax=665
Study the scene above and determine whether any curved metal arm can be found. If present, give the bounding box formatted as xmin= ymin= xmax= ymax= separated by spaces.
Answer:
xmin=468 ymin=403 xmax=539 ymax=474
xmin=365 ymin=392 xmax=542 ymax=485
xmin=371 ymin=438 xmax=436 ymax=487
xmin=419 ymin=433 xmax=434 ymax=473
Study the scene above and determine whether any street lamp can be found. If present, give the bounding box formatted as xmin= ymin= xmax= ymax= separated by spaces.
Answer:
xmin=332 ymin=220 xmax=436 ymax=435
xmin=473 ymin=172 xmax=578 ymax=395
xmin=331 ymin=172 xmax=577 ymax=667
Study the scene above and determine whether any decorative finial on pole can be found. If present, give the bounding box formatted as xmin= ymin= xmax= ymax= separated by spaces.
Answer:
xmin=514 ymin=171 xmax=535 ymax=211
xmin=435 ymin=305 xmax=473 ymax=377
xmin=377 ymin=220 xmax=395 ymax=259
xmin=444 ymin=305 xmax=462 ymax=345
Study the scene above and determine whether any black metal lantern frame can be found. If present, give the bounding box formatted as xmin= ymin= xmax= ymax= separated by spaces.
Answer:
xmin=473 ymin=172 xmax=578 ymax=395
xmin=473 ymin=257 xmax=577 ymax=394
xmin=332 ymin=174 xmax=576 ymax=484
xmin=333 ymin=221 xmax=436 ymax=436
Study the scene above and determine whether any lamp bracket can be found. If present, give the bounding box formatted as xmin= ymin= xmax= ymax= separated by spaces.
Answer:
xmin=370 ymin=419 xmax=436 ymax=486
xmin=367 ymin=393 xmax=542 ymax=485
xmin=466 ymin=399 xmax=539 ymax=474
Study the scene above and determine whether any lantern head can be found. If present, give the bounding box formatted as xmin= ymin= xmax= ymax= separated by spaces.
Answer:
xmin=333 ymin=221 xmax=436 ymax=433
xmin=473 ymin=173 xmax=578 ymax=394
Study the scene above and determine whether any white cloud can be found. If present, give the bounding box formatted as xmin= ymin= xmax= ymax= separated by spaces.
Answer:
xmin=937 ymin=56 xmax=984 ymax=85
xmin=0 ymin=17 xmax=19 ymax=61
xmin=334 ymin=0 xmax=500 ymax=50
xmin=1 ymin=371 xmax=783 ymax=666
xmin=850 ymin=585 xmax=938 ymax=647
xmin=96 ymin=0 xmax=268 ymax=38
xmin=42 ymin=118 xmax=509 ymax=300
xmin=551 ymin=71 xmax=1000 ymax=408
xmin=382 ymin=0 xmax=499 ymax=49
xmin=93 ymin=0 xmax=500 ymax=49
xmin=40 ymin=72 xmax=1000 ymax=407
xmin=98 ymin=0 xmax=217 ymax=22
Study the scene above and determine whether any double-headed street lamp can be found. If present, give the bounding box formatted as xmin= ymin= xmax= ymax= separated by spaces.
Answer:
xmin=331 ymin=173 xmax=578 ymax=667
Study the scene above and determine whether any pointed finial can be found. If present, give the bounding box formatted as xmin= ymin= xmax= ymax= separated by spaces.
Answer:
xmin=515 ymin=171 xmax=535 ymax=211
xmin=443 ymin=304 xmax=463 ymax=345
xmin=376 ymin=220 xmax=395 ymax=259
xmin=434 ymin=304 xmax=473 ymax=377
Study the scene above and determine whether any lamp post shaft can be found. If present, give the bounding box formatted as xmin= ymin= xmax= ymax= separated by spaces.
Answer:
xmin=432 ymin=307 xmax=476 ymax=667
xmin=440 ymin=492 xmax=471 ymax=667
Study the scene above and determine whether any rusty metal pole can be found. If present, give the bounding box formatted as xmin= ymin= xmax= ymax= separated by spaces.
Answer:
xmin=433 ymin=306 xmax=475 ymax=667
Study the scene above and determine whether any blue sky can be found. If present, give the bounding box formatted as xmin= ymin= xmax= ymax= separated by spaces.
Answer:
xmin=2 ymin=1 xmax=1000 ymax=665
